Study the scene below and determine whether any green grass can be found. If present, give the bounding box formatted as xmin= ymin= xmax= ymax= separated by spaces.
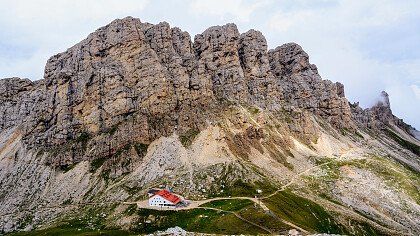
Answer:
xmin=239 ymin=207 xmax=291 ymax=233
xmin=90 ymin=158 xmax=106 ymax=172
xmin=9 ymin=207 xmax=129 ymax=236
xmin=105 ymin=124 xmax=119 ymax=136
xmin=131 ymin=208 xmax=266 ymax=235
xmin=364 ymin=156 xmax=420 ymax=204
xmin=178 ymin=129 xmax=200 ymax=148
xmin=122 ymin=185 xmax=143 ymax=196
xmin=303 ymin=155 xmax=418 ymax=235
xmin=347 ymin=220 xmax=388 ymax=236
xmin=247 ymin=106 xmax=260 ymax=115
xmin=76 ymin=132 xmax=91 ymax=150
xmin=134 ymin=143 xmax=148 ymax=158
xmin=340 ymin=127 xmax=365 ymax=140
xmin=385 ymin=128 xmax=420 ymax=156
xmin=200 ymin=199 xmax=253 ymax=211
xmin=59 ymin=164 xmax=76 ymax=173
xmin=263 ymin=191 xmax=348 ymax=234
xmin=8 ymin=228 xmax=131 ymax=236
xmin=312 ymin=156 xmax=420 ymax=204
xmin=317 ymin=157 xmax=344 ymax=180
xmin=209 ymin=179 xmax=277 ymax=198
xmin=76 ymin=132 xmax=91 ymax=143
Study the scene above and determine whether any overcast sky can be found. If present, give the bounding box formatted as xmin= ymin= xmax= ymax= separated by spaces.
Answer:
xmin=0 ymin=0 xmax=419 ymax=129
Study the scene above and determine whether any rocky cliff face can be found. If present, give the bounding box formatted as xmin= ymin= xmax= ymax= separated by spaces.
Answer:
xmin=1 ymin=16 xmax=419 ymax=235
xmin=351 ymin=91 xmax=418 ymax=134
xmin=269 ymin=43 xmax=353 ymax=129
xmin=0 ymin=17 xmax=355 ymax=167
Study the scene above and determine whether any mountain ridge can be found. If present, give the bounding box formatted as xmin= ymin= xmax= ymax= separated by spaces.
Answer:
xmin=0 ymin=16 xmax=419 ymax=235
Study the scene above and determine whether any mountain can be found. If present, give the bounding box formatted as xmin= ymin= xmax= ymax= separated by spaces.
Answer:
xmin=0 ymin=16 xmax=419 ymax=235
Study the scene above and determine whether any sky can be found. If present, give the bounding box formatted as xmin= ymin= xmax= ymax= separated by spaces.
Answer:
xmin=0 ymin=0 xmax=419 ymax=129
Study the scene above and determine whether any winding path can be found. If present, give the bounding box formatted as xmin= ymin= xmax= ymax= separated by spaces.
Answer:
xmin=262 ymin=157 xmax=341 ymax=199
xmin=0 ymin=157 xmax=339 ymax=234
xmin=131 ymin=195 xmax=308 ymax=233
xmin=197 ymin=206 xmax=273 ymax=234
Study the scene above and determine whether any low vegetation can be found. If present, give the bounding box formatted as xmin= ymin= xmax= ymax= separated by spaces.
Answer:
xmin=247 ymin=105 xmax=260 ymax=115
xmin=90 ymin=157 xmax=106 ymax=172
xmin=10 ymin=206 xmax=127 ymax=236
xmin=239 ymin=207 xmax=291 ymax=234
xmin=134 ymin=143 xmax=149 ymax=158
xmin=310 ymin=155 xmax=420 ymax=204
xmin=58 ymin=164 xmax=76 ymax=173
xmin=222 ymin=179 xmax=277 ymax=197
xmin=105 ymin=124 xmax=119 ymax=136
xmin=130 ymin=208 xmax=266 ymax=234
xmin=340 ymin=127 xmax=364 ymax=139
xmin=366 ymin=156 xmax=420 ymax=204
xmin=263 ymin=191 xmax=348 ymax=234
xmin=200 ymin=199 xmax=253 ymax=211
xmin=385 ymin=128 xmax=420 ymax=156
xmin=9 ymin=227 xmax=130 ymax=236
xmin=303 ymin=155 xmax=418 ymax=235
xmin=178 ymin=128 xmax=200 ymax=148
xmin=206 ymin=176 xmax=277 ymax=198
xmin=76 ymin=132 xmax=91 ymax=144
xmin=200 ymin=198 xmax=291 ymax=234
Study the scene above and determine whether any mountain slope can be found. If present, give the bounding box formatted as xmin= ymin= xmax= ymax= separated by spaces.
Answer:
xmin=0 ymin=16 xmax=419 ymax=235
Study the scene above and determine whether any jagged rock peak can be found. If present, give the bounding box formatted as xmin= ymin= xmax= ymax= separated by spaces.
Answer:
xmin=239 ymin=29 xmax=271 ymax=79
xmin=268 ymin=42 xmax=315 ymax=75
xmin=2 ymin=16 xmax=357 ymax=151
xmin=378 ymin=90 xmax=391 ymax=107
xmin=350 ymin=91 xmax=417 ymax=138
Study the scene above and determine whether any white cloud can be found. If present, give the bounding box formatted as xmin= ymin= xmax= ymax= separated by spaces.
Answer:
xmin=385 ymin=84 xmax=420 ymax=128
xmin=269 ymin=10 xmax=313 ymax=32
xmin=0 ymin=0 xmax=149 ymax=79
xmin=2 ymin=0 xmax=148 ymax=23
xmin=190 ymin=0 xmax=270 ymax=22
xmin=411 ymin=85 xmax=420 ymax=100
xmin=0 ymin=49 xmax=51 ymax=80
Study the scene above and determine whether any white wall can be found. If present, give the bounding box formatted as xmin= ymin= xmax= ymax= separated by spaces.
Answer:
xmin=148 ymin=195 xmax=176 ymax=208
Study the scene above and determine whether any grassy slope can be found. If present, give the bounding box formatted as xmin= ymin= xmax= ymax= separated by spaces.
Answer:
xmin=263 ymin=191 xmax=349 ymax=234
xmin=8 ymin=188 xmax=394 ymax=236
xmin=200 ymin=198 xmax=254 ymax=211
xmin=131 ymin=208 xmax=266 ymax=234
xmin=263 ymin=190 xmax=390 ymax=235
xmin=9 ymin=228 xmax=131 ymax=236
xmin=385 ymin=128 xmax=420 ymax=156
xmin=303 ymin=155 xmax=418 ymax=235
xmin=239 ymin=207 xmax=291 ymax=233
xmin=311 ymin=156 xmax=420 ymax=204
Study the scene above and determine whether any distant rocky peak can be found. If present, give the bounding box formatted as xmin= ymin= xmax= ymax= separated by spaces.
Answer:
xmin=377 ymin=91 xmax=391 ymax=108
xmin=350 ymin=90 xmax=419 ymax=140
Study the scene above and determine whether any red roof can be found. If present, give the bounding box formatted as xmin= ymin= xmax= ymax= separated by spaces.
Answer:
xmin=151 ymin=190 xmax=181 ymax=204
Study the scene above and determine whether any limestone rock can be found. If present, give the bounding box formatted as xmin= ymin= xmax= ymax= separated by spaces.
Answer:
xmin=351 ymin=91 xmax=420 ymax=139
xmin=239 ymin=29 xmax=282 ymax=109
xmin=0 ymin=16 xmax=415 ymax=169
xmin=268 ymin=43 xmax=353 ymax=129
